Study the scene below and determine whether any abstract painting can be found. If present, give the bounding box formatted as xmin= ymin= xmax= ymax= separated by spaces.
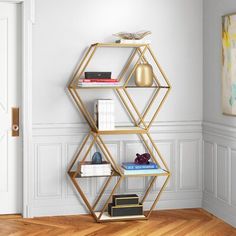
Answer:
xmin=222 ymin=13 xmax=236 ymax=116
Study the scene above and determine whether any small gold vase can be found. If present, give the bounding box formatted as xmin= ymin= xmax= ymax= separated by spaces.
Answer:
xmin=135 ymin=63 xmax=153 ymax=87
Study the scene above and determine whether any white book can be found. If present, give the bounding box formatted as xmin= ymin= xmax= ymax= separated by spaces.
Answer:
xmin=80 ymin=165 xmax=111 ymax=171
xmin=95 ymin=99 xmax=115 ymax=130
xmin=109 ymin=114 xmax=115 ymax=129
xmin=81 ymin=170 xmax=111 ymax=174
xmin=106 ymin=100 xmax=115 ymax=130
xmin=78 ymin=162 xmax=111 ymax=172
xmin=78 ymin=83 xmax=119 ymax=87
xmin=80 ymin=172 xmax=112 ymax=177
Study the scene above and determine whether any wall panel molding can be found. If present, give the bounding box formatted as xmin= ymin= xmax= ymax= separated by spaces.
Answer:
xmin=153 ymin=140 xmax=175 ymax=191
xmin=178 ymin=139 xmax=200 ymax=191
xmin=35 ymin=143 xmax=62 ymax=199
xmin=216 ymin=145 xmax=229 ymax=203
xmin=231 ymin=149 xmax=236 ymax=208
xmin=32 ymin=121 xmax=202 ymax=136
xmin=28 ymin=121 xmax=202 ymax=217
xmin=203 ymin=140 xmax=214 ymax=194
xmin=203 ymin=121 xmax=236 ymax=227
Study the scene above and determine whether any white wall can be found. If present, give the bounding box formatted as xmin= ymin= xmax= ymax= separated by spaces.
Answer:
xmin=32 ymin=0 xmax=203 ymax=124
xmin=28 ymin=0 xmax=203 ymax=217
xmin=203 ymin=0 xmax=236 ymax=227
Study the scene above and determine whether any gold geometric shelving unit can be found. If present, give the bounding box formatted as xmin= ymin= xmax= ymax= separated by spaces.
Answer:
xmin=67 ymin=43 xmax=171 ymax=222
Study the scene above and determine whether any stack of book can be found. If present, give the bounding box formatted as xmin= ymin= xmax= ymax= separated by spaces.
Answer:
xmin=121 ymin=162 xmax=161 ymax=175
xmin=94 ymin=99 xmax=115 ymax=130
xmin=108 ymin=194 xmax=143 ymax=217
xmin=78 ymin=161 xmax=112 ymax=177
xmin=77 ymin=71 xmax=120 ymax=87
xmin=78 ymin=78 xmax=120 ymax=87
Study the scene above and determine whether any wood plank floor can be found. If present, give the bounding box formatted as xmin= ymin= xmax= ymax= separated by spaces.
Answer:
xmin=0 ymin=209 xmax=235 ymax=236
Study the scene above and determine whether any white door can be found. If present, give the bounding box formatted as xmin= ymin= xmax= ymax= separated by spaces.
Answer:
xmin=0 ymin=3 xmax=22 ymax=214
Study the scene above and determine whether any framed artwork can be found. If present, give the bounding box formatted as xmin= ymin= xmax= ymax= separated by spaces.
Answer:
xmin=222 ymin=13 xmax=236 ymax=116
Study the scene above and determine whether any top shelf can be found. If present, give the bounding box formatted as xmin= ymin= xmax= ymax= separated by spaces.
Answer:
xmin=91 ymin=43 xmax=149 ymax=48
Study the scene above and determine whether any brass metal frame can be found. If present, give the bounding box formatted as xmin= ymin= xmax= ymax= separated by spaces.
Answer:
xmin=67 ymin=43 xmax=171 ymax=222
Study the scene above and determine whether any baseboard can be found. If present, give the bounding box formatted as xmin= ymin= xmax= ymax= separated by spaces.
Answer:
xmin=203 ymin=192 xmax=236 ymax=227
xmin=28 ymin=197 xmax=202 ymax=218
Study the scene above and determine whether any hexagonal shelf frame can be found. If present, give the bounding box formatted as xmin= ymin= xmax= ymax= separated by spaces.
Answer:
xmin=67 ymin=43 xmax=171 ymax=222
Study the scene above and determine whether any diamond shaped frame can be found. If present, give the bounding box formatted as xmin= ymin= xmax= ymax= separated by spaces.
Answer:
xmin=67 ymin=132 xmax=122 ymax=221
xmin=117 ymin=45 xmax=171 ymax=130
xmin=68 ymin=131 xmax=170 ymax=222
xmin=67 ymin=43 xmax=171 ymax=222
xmin=68 ymin=43 xmax=171 ymax=131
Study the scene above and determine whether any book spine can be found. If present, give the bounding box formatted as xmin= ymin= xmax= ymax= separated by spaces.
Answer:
xmin=98 ymin=100 xmax=106 ymax=130
xmin=78 ymin=83 xmax=119 ymax=85
xmin=81 ymin=170 xmax=112 ymax=174
xmin=85 ymin=72 xmax=111 ymax=79
xmin=80 ymin=166 xmax=111 ymax=171
xmin=122 ymin=169 xmax=162 ymax=175
xmin=79 ymin=79 xmax=118 ymax=82
xmin=80 ymin=165 xmax=111 ymax=171
xmin=107 ymin=100 xmax=114 ymax=130
xmin=81 ymin=172 xmax=111 ymax=177
xmin=122 ymin=165 xmax=157 ymax=170
xmin=94 ymin=101 xmax=98 ymax=126
xmin=78 ymin=83 xmax=119 ymax=87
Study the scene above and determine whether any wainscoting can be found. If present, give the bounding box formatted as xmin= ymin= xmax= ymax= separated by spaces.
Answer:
xmin=27 ymin=121 xmax=202 ymax=217
xmin=203 ymin=121 xmax=236 ymax=227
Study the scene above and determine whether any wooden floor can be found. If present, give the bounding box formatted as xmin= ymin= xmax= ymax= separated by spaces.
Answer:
xmin=0 ymin=209 xmax=235 ymax=236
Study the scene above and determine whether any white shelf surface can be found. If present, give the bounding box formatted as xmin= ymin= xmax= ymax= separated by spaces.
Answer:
xmin=95 ymin=212 xmax=146 ymax=221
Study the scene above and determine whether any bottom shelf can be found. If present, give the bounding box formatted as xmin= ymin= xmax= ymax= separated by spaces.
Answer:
xmin=95 ymin=212 xmax=146 ymax=221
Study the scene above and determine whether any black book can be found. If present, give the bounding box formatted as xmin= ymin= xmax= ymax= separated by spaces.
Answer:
xmin=85 ymin=72 xmax=111 ymax=79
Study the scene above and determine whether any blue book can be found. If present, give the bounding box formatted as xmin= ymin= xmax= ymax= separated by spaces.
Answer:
xmin=122 ymin=168 xmax=166 ymax=175
xmin=122 ymin=162 xmax=158 ymax=170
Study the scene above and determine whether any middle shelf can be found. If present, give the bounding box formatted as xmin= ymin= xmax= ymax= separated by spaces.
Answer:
xmin=91 ymin=126 xmax=147 ymax=135
xmin=69 ymin=169 xmax=169 ymax=178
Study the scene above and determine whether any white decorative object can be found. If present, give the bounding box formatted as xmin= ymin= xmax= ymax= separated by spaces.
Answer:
xmin=94 ymin=99 xmax=115 ymax=130
xmin=113 ymin=30 xmax=151 ymax=40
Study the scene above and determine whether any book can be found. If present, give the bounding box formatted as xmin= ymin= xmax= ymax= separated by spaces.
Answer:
xmin=79 ymin=79 xmax=118 ymax=82
xmin=108 ymin=203 xmax=143 ymax=217
xmin=122 ymin=162 xmax=158 ymax=170
xmin=85 ymin=72 xmax=111 ymax=79
xmin=80 ymin=171 xmax=112 ymax=177
xmin=78 ymin=161 xmax=112 ymax=177
xmin=112 ymin=194 xmax=139 ymax=206
xmin=80 ymin=170 xmax=111 ymax=174
xmin=94 ymin=99 xmax=115 ymax=130
xmin=121 ymin=167 xmax=165 ymax=175
xmin=115 ymin=39 xmax=151 ymax=44
xmin=77 ymin=83 xmax=120 ymax=87
xmin=78 ymin=161 xmax=111 ymax=172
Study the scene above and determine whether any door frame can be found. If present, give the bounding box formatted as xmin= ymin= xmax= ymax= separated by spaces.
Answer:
xmin=0 ymin=0 xmax=34 ymax=217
